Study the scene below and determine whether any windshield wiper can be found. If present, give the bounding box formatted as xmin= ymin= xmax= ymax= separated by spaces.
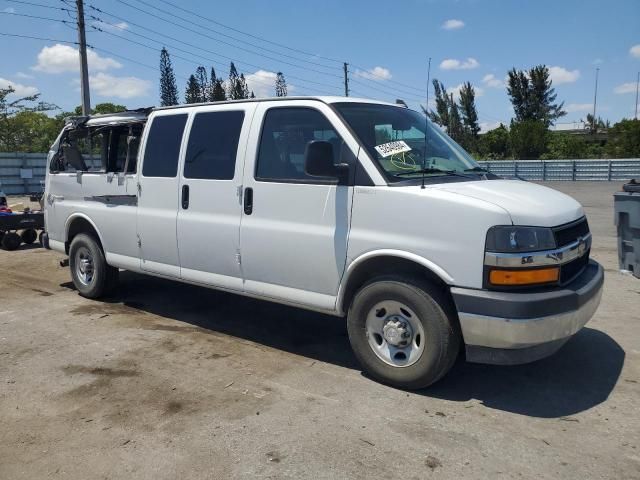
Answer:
xmin=395 ymin=167 xmax=473 ymax=178
xmin=464 ymin=166 xmax=488 ymax=173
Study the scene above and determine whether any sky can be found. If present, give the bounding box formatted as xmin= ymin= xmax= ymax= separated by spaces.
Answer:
xmin=0 ymin=0 xmax=639 ymax=132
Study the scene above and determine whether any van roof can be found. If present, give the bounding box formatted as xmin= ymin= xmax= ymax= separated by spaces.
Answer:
xmin=70 ymin=96 xmax=403 ymax=127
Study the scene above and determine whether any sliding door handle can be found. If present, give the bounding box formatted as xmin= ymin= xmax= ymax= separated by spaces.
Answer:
xmin=243 ymin=187 xmax=253 ymax=215
xmin=181 ymin=184 xmax=189 ymax=209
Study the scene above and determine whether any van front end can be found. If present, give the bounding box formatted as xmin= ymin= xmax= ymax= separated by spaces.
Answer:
xmin=451 ymin=218 xmax=604 ymax=365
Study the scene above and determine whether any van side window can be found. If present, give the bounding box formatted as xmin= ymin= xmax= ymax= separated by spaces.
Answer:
xmin=256 ymin=108 xmax=343 ymax=182
xmin=142 ymin=114 xmax=188 ymax=178
xmin=184 ymin=111 xmax=244 ymax=180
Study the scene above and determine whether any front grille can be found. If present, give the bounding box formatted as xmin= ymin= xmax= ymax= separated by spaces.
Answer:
xmin=560 ymin=248 xmax=590 ymax=284
xmin=553 ymin=217 xmax=590 ymax=248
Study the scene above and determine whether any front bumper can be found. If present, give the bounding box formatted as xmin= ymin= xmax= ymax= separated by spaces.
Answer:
xmin=451 ymin=260 xmax=604 ymax=365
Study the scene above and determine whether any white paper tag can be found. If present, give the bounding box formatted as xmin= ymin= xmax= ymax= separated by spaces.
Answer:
xmin=374 ymin=140 xmax=412 ymax=158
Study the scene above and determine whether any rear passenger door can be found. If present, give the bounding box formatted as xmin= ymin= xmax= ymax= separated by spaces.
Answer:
xmin=137 ymin=112 xmax=188 ymax=277
xmin=177 ymin=104 xmax=255 ymax=290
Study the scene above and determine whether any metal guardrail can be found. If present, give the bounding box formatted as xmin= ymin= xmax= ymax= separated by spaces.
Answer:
xmin=0 ymin=152 xmax=100 ymax=195
xmin=1 ymin=153 xmax=639 ymax=195
xmin=478 ymin=159 xmax=640 ymax=181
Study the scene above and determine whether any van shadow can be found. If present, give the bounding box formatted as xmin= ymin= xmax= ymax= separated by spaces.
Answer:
xmin=67 ymin=271 xmax=624 ymax=419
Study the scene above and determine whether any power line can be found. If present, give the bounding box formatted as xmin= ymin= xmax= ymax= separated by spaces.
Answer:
xmin=0 ymin=10 xmax=72 ymax=24
xmin=0 ymin=31 xmax=79 ymax=45
xmin=109 ymin=0 xmax=343 ymax=79
xmin=2 ymin=0 xmax=73 ymax=11
xmin=129 ymin=0 xmax=342 ymax=72
xmin=87 ymin=21 xmax=336 ymax=95
xmin=155 ymin=0 xmax=343 ymax=65
xmin=86 ymin=11 xmax=342 ymax=94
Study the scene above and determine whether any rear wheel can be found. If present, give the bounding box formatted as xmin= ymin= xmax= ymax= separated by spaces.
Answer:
xmin=69 ymin=233 xmax=118 ymax=298
xmin=20 ymin=228 xmax=37 ymax=244
xmin=347 ymin=276 xmax=460 ymax=389
xmin=1 ymin=231 xmax=21 ymax=251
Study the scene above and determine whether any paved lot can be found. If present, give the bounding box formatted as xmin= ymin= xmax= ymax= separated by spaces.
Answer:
xmin=1 ymin=182 xmax=639 ymax=479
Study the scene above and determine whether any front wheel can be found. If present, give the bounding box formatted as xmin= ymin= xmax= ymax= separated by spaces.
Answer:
xmin=69 ymin=233 xmax=119 ymax=298
xmin=347 ymin=276 xmax=460 ymax=389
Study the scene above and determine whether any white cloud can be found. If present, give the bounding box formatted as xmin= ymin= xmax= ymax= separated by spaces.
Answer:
xmin=565 ymin=103 xmax=593 ymax=113
xmin=91 ymin=20 xmax=128 ymax=33
xmin=592 ymin=58 xmax=603 ymax=65
xmin=0 ymin=77 xmax=38 ymax=96
xmin=631 ymin=44 xmax=640 ymax=59
xmin=3 ymin=7 xmax=15 ymax=13
xmin=482 ymin=73 xmax=504 ymax=88
xmin=355 ymin=66 xmax=392 ymax=81
xmin=442 ymin=19 xmax=464 ymax=30
xmin=439 ymin=57 xmax=479 ymax=70
xmin=33 ymin=44 xmax=121 ymax=74
xmin=548 ymin=66 xmax=580 ymax=84
xmin=15 ymin=71 xmax=34 ymax=79
xmin=89 ymin=72 xmax=151 ymax=99
xmin=614 ymin=82 xmax=637 ymax=94
xmin=447 ymin=83 xmax=484 ymax=101
xmin=244 ymin=70 xmax=295 ymax=98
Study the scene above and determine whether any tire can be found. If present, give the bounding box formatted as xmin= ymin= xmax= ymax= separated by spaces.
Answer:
xmin=1 ymin=231 xmax=22 ymax=251
xmin=347 ymin=276 xmax=461 ymax=389
xmin=38 ymin=230 xmax=45 ymax=247
xmin=20 ymin=228 xmax=37 ymax=244
xmin=69 ymin=233 xmax=119 ymax=298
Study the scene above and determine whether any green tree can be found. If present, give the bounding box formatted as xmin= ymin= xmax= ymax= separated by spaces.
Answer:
xmin=542 ymin=133 xmax=587 ymax=159
xmin=195 ymin=66 xmax=209 ymax=102
xmin=448 ymin=93 xmax=463 ymax=143
xmin=458 ymin=82 xmax=480 ymax=150
xmin=606 ymin=119 xmax=640 ymax=157
xmin=478 ymin=124 xmax=510 ymax=159
xmin=73 ymin=103 xmax=127 ymax=115
xmin=159 ymin=47 xmax=179 ymax=106
xmin=509 ymin=119 xmax=547 ymax=159
xmin=0 ymin=86 xmax=58 ymax=152
xmin=227 ymin=62 xmax=244 ymax=100
xmin=275 ymin=72 xmax=287 ymax=97
xmin=238 ymin=74 xmax=249 ymax=99
xmin=185 ymin=75 xmax=200 ymax=104
xmin=507 ymin=65 xmax=565 ymax=127
xmin=424 ymin=79 xmax=451 ymax=131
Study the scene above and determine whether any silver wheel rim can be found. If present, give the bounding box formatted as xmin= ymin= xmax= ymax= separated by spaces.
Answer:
xmin=365 ymin=300 xmax=425 ymax=367
xmin=75 ymin=246 xmax=94 ymax=286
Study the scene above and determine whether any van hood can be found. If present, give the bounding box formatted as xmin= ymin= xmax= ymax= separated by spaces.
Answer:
xmin=430 ymin=179 xmax=584 ymax=227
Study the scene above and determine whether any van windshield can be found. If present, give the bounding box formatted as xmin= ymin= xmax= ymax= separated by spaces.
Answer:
xmin=333 ymin=102 xmax=480 ymax=181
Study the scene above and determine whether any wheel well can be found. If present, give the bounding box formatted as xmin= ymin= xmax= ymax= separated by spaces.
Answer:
xmin=65 ymin=217 xmax=102 ymax=254
xmin=339 ymin=256 xmax=451 ymax=314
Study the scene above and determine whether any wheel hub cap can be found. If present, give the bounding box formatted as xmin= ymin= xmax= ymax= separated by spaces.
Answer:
xmin=382 ymin=317 xmax=412 ymax=346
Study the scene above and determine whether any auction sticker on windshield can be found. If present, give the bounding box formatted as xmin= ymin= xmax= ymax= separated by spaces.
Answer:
xmin=374 ymin=140 xmax=412 ymax=158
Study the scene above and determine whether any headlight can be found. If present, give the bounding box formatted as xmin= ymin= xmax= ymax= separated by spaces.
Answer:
xmin=485 ymin=226 xmax=556 ymax=253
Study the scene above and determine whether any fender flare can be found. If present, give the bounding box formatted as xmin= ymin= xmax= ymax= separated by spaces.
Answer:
xmin=64 ymin=213 xmax=106 ymax=249
xmin=336 ymin=249 xmax=455 ymax=315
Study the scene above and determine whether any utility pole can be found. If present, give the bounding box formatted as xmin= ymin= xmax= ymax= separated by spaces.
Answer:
xmin=591 ymin=67 xmax=599 ymax=132
xmin=635 ymin=71 xmax=639 ymax=120
xmin=343 ymin=62 xmax=349 ymax=97
xmin=76 ymin=0 xmax=91 ymax=115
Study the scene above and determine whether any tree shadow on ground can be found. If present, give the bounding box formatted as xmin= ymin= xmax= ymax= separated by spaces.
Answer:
xmin=63 ymin=270 xmax=624 ymax=419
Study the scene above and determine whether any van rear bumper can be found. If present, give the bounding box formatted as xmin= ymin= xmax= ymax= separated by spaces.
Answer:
xmin=450 ymin=260 xmax=604 ymax=365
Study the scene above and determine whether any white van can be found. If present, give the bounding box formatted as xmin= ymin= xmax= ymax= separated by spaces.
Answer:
xmin=43 ymin=97 xmax=603 ymax=388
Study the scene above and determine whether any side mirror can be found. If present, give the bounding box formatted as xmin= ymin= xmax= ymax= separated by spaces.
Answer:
xmin=304 ymin=140 xmax=349 ymax=179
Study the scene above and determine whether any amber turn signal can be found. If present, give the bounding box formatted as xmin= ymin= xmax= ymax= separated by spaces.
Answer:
xmin=489 ymin=267 xmax=560 ymax=286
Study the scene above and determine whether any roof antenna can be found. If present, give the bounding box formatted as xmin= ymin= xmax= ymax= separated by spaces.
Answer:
xmin=421 ymin=57 xmax=432 ymax=190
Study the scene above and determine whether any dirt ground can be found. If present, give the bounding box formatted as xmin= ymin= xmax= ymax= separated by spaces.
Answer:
xmin=1 ymin=182 xmax=639 ymax=479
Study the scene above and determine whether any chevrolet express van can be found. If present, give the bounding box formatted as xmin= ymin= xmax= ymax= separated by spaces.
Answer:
xmin=43 ymin=97 xmax=603 ymax=388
